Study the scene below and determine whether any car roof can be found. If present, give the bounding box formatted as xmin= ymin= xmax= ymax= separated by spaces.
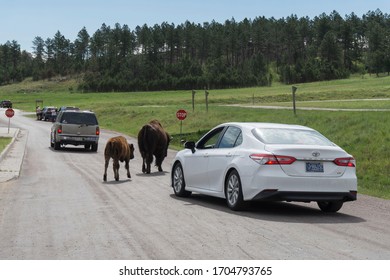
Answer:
xmin=61 ymin=109 xmax=94 ymax=113
xmin=219 ymin=122 xmax=313 ymax=131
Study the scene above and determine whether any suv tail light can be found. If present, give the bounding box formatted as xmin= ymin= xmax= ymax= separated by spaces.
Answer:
xmin=96 ymin=127 xmax=100 ymax=136
xmin=334 ymin=157 xmax=355 ymax=167
xmin=250 ymin=154 xmax=296 ymax=165
xmin=57 ymin=125 xmax=62 ymax=134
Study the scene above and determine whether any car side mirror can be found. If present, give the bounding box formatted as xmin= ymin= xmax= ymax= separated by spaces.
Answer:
xmin=184 ymin=141 xmax=196 ymax=153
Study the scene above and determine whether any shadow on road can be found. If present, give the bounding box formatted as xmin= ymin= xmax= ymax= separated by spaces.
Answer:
xmin=102 ymin=178 xmax=132 ymax=185
xmin=135 ymin=171 xmax=169 ymax=177
xmin=48 ymin=146 xmax=98 ymax=154
xmin=170 ymin=194 xmax=366 ymax=224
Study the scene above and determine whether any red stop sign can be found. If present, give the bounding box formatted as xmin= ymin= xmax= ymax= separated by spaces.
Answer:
xmin=5 ymin=108 xmax=14 ymax=118
xmin=176 ymin=109 xmax=187 ymax=120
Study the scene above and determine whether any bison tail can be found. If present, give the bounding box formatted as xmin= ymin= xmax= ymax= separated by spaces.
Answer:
xmin=140 ymin=124 xmax=156 ymax=153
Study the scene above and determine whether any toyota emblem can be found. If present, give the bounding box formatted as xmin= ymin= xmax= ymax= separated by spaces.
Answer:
xmin=312 ymin=151 xmax=320 ymax=157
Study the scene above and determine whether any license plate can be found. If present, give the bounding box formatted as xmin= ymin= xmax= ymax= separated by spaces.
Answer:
xmin=84 ymin=137 xmax=97 ymax=141
xmin=306 ymin=162 xmax=324 ymax=173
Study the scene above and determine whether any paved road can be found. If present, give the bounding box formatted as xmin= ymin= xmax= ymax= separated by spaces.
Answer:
xmin=0 ymin=110 xmax=389 ymax=260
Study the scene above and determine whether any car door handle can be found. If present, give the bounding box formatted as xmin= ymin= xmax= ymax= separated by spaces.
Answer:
xmin=226 ymin=153 xmax=232 ymax=157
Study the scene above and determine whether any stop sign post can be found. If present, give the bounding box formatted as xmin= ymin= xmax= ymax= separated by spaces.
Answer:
xmin=176 ymin=109 xmax=187 ymax=141
xmin=5 ymin=108 xmax=15 ymax=134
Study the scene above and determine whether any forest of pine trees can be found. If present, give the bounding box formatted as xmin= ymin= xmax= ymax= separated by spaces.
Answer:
xmin=1 ymin=9 xmax=390 ymax=92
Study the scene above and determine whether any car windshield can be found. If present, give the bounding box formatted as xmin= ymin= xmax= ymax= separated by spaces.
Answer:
xmin=252 ymin=128 xmax=334 ymax=146
xmin=61 ymin=112 xmax=98 ymax=125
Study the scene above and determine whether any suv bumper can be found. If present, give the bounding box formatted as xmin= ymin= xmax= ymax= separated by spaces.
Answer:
xmin=58 ymin=135 xmax=99 ymax=145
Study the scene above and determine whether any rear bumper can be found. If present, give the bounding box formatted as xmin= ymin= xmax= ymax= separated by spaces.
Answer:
xmin=57 ymin=135 xmax=99 ymax=145
xmin=239 ymin=164 xmax=357 ymax=202
xmin=252 ymin=190 xmax=357 ymax=202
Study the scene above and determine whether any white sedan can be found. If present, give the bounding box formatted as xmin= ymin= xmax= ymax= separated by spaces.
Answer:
xmin=171 ymin=122 xmax=357 ymax=212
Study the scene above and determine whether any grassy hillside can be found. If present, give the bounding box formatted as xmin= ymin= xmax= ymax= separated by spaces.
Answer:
xmin=1 ymin=75 xmax=390 ymax=199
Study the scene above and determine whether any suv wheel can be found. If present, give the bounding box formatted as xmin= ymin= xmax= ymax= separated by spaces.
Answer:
xmin=54 ymin=141 xmax=61 ymax=150
xmin=91 ymin=143 xmax=98 ymax=152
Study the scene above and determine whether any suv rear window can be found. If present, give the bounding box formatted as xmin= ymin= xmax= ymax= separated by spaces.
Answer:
xmin=60 ymin=112 xmax=98 ymax=125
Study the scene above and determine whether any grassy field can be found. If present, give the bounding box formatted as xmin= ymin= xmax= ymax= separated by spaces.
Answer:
xmin=1 ymin=74 xmax=390 ymax=199
xmin=0 ymin=137 xmax=12 ymax=153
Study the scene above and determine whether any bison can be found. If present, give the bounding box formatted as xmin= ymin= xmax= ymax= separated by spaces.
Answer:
xmin=138 ymin=120 xmax=170 ymax=174
xmin=103 ymin=136 xmax=135 ymax=181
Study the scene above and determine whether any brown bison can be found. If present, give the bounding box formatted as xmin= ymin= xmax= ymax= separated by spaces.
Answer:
xmin=138 ymin=120 xmax=170 ymax=174
xmin=103 ymin=136 xmax=135 ymax=181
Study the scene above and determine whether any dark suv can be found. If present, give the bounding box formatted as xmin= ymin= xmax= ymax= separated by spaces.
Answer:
xmin=50 ymin=110 xmax=100 ymax=151
xmin=1 ymin=100 xmax=12 ymax=108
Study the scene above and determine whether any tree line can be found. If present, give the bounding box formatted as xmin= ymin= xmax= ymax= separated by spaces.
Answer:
xmin=1 ymin=9 xmax=389 ymax=91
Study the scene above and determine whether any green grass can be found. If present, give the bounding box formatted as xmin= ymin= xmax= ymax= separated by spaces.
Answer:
xmin=1 ymin=75 xmax=390 ymax=199
xmin=0 ymin=137 xmax=12 ymax=154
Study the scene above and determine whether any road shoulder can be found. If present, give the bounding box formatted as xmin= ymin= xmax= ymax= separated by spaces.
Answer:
xmin=0 ymin=127 xmax=28 ymax=182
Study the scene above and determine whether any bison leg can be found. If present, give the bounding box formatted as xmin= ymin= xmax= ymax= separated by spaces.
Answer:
xmin=155 ymin=154 xmax=164 ymax=172
xmin=146 ymin=153 xmax=153 ymax=174
xmin=113 ymin=160 xmax=120 ymax=181
xmin=142 ymin=158 xmax=146 ymax=173
xmin=147 ymin=162 xmax=151 ymax=174
xmin=125 ymin=160 xmax=131 ymax=178
xmin=103 ymin=157 xmax=110 ymax=181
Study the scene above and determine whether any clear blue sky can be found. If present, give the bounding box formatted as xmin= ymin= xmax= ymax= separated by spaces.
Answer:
xmin=1 ymin=0 xmax=389 ymax=52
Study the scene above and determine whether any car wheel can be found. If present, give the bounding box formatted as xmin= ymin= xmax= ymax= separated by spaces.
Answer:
xmin=317 ymin=201 xmax=343 ymax=213
xmin=172 ymin=162 xmax=191 ymax=197
xmin=91 ymin=143 xmax=98 ymax=152
xmin=54 ymin=141 xmax=60 ymax=150
xmin=225 ymin=170 xmax=245 ymax=211
xmin=52 ymin=133 xmax=60 ymax=150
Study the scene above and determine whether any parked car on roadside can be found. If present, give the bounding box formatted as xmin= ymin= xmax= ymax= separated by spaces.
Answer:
xmin=50 ymin=109 xmax=100 ymax=151
xmin=41 ymin=106 xmax=58 ymax=121
xmin=171 ymin=122 xmax=357 ymax=212
xmin=0 ymin=100 xmax=12 ymax=108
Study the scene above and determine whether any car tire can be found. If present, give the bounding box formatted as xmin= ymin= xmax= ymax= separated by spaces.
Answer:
xmin=54 ymin=141 xmax=60 ymax=150
xmin=225 ymin=169 xmax=246 ymax=211
xmin=172 ymin=162 xmax=191 ymax=197
xmin=91 ymin=143 xmax=98 ymax=152
xmin=317 ymin=201 xmax=343 ymax=213
xmin=52 ymin=134 xmax=60 ymax=150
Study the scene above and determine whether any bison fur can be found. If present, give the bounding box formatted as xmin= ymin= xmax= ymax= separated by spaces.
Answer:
xmin=103 ymin=136 xmax=135 ymax=181
xmin=138 ymin=120 xmax=170 ymax=174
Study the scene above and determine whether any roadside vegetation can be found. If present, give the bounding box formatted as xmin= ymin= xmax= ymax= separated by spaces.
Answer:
xmin=0 ymin=137 xmax=12 ymax=154
xmin=1 ymin=74 xmax=389 ymax=199
xmin=2 ymin=10 xmax=390 ymax=92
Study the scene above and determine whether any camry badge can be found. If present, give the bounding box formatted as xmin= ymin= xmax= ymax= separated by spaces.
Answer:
xmin=312 ymin=151 xmax=320 ymax=157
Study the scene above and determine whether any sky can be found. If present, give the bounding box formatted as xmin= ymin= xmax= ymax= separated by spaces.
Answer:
xmin=1 ymin=0 xmax=389 ymax=52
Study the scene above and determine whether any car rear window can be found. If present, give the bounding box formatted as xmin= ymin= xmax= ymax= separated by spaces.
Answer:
xmin=60 ymin=112 xmax=98 ymax=125
xmin=252 ymin=128 xmax=334 ymax=146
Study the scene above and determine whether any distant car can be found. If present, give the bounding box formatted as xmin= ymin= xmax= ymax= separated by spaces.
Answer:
xmin=50 ymin=110 xmax=100 ymax=151
xmin=58 ymin=106 xmax=79 ymax=113
xmin=171 ymin=122 xmax=357 ymax=212
xmin=41 ymin=106 xmax=57 ymax=121
xmin=0 ymin=100 xmax=12 ymax=108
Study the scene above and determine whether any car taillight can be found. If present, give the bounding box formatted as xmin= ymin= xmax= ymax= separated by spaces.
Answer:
xmin=96 ymin=127 xmax=100 ymax=135
xmin=250 ymin=154 xmax=296 ymax=165
xmin=57 ymin=125 xmax=62 ymax=134
xmin=334 ymin=157 xmax=356 ymax=167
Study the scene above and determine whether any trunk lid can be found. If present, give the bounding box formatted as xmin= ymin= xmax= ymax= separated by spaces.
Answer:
xmin=265 ymin=144 xmax=350 ymax=177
